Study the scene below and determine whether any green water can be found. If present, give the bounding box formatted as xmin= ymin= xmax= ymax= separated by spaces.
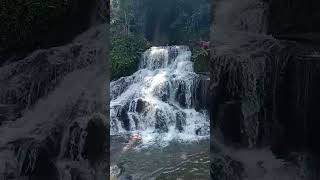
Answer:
xmin=110 ymin=136 xmax=209 ymax=180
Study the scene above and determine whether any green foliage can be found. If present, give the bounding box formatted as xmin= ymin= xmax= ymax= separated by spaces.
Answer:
xmin=192 ymin=47 xmax=210 ymax=73
xmin=110 ymin=0 xmax=210 ymax=78
xmin=111 ymin=0 xmax=137 ymax=36
xmin=111 ymin=0 xmax=210 ymax=45
xmin=111 ymin=34 xmax=150 ymax=80
xmin=132 ymin=0 xmax=210 ymax=45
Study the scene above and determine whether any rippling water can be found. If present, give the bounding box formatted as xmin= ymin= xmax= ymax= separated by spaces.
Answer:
xmin=111 ymin=135 xmax=209 ymax=180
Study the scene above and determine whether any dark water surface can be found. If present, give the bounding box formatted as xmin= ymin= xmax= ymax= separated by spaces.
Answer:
xmin=110 ymin=135 xmax=209 ymax=180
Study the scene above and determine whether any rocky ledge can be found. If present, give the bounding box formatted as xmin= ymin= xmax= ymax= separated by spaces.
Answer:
xmin=209 ymin=31 xmax=320 ymax=179
xmin=0 ymin=24 xmax=109 ymax=180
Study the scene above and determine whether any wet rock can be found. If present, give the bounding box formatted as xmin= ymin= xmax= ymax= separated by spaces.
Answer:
xmin=8 ymin=127 xmax=62 ymax=180
xmin=120 ymin=108 xmax=131 ymax=131
xmin=135 ymin=98 xmax=149 ymax=113
xmin=64 ymin=122 xmax=83 ymax=160
xmin=195 ymin=127 xmax=209 ymax=136
xmin=210 ymin=34 xmax=283 ymax=148
xmin=175 ymin=81 xmax=187 ymax=108
xmin=82 ymin=113 xmax=107 ymax=164
xmin=214 ymin=100 xmax=246 ymax=146
xmin=211 ymin=154 xmax=245 ymax=180
xmin=155 ymin=109 xmax=168 ymax=133
xmin=70 ymin=167 xmax=96 ymax=180
xmin=211 ymin=0 xmax=320 ymax=178
xmin=210 ymin=33 xmax=320 ymax=155
xmin=115 ymin=101 xmax=132 ymax=131
xmin=0 ymin=24 xmax=107 ymax=123
xmin=194 ymin=75 xmax=210 ymax=110
xmin=0 ymin=24 xmax=109 ymax=180
xmin=130 ymin=113 xmax=139 ymax=129
xmin=176 ymin=111 xmax=186 ymax=132
xmin=111 ymin=76 xmax=136 ymax=100
xmin=0 ymin=104 xmax=20 ymax=124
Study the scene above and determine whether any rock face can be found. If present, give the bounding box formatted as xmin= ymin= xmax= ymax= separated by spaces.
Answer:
xmin=0 ymin=24 xmax=109 ymax=180
xmin=210 ymin=0 xmax=320 ymax=179
xmin=211 ymin=143 xmax=245 ymax=180
xmin=0 ymin=27 xmax=103 ymax=123
xmin=211 ymin=32 xmax=320 ymax=156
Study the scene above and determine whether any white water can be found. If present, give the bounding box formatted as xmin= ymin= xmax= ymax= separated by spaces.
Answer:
xmin=110 ymin=46 xmax=209 ymax=147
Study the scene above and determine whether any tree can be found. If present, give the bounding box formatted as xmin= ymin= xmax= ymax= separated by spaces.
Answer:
xmin=111 ymin=0 xmax=134 ymax=36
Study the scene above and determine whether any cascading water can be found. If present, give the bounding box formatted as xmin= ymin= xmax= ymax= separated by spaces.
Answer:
xmin=110 ymin=46 xmax=209 ymax=147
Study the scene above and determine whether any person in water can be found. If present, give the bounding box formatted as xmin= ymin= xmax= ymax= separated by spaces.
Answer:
xmin=122 ymin=133 xmax=142 ymax=152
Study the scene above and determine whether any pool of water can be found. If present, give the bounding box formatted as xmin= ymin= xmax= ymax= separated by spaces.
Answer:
xmin=110 ymin=135 xmax=209 ymax=180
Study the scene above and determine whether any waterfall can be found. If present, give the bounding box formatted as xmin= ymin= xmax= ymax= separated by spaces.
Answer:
xmin=110 ymin=46 xmax=209 ymax=146
xmin=0 ymin=25 xmax=109 ymax=180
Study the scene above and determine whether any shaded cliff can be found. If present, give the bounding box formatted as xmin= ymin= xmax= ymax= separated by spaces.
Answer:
xmin=210 ymin=0 xmax=320 ymax=179
xmin=210 ymin=32 xmax=320 ymax=155
xmin=0 ymin=24 xmax=109 ymax=180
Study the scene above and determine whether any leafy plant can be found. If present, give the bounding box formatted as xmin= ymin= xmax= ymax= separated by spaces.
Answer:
xmin=192 ymin=47 xmax=210 ymax=73
xmin=111 ymin=34 xmax=150 ymax=80
xmin=110 ymin=0 xmax=211 ymax=79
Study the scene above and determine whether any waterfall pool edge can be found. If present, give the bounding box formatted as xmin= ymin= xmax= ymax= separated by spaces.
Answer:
xmin=110 ymin=135 xmax=209 ymax=180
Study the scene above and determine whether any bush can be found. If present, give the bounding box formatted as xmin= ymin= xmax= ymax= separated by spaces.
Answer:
xmin=111 ymin=34 xmax=150 ymax=80
xmin=192 ymin=47 xmax=210 ymax=73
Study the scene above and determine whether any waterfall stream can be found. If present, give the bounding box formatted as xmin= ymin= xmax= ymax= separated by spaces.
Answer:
xmin=110 ymin=46 xmax=209 ymax=147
